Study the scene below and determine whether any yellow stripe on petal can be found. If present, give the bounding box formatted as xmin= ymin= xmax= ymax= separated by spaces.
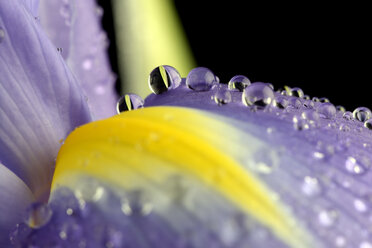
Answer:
xmin=52 ymin=106 xmax=315 ymax=248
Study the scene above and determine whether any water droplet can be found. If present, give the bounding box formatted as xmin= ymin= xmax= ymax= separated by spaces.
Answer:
xmin=302 ymin=176 xmax=321 ymax=196
xmin=289 ymin=87 xmax=304 ymax=98
xmin=303 ymin=95 xmax=311 ymax=100
xmin=336 ymin=105 xmax=346 ymax=113
xmin=228 ymin=75 xmax=251 ymax=92
xmin=186 ymin=67 xmax=217 ymax=91
xmin=82 ymin=58 xmax=93 ymax=70
xmin=149 ymin=65 xmax=182 ymax=94
xmin=288 ymin=97 xmax=302 ymax=109
xmin=293 ymin=115 xmax=310 ymax=131
xmin=74 ymin=181 xmax=107 ymax=203
xmin=121 ymin=190 xmax=153 ymax=216
xmin=318 ymin=209 xmax=338 ymax=227
xmin=360 ymin=241 xmax=372 ymax=248
xmin=0 ymin=27 xmax=5 ymax=43
xmin=343 ymin=111 xmax=353 ymax=120
xmin=364 ymin=119 xmax=372 ymax=130
xmin=242 ymin=82 xmax=274 ymax=108
xmin=345 ymin=156 xmax=368 ymax=175
xmin=339 ymin=124 xmax=351 ymax=132
xmin=317 ymin=102 xmax=336 ymax=119
xmin=213 ymin=87 xmax=232 ymax=105
xmin=116 ymin=94 xmax=144 ymax=113
xmin=319 ymin=97 xmax=330 ymax=103
xmin=303 ymin=100 xmax=315 ymax=109
xmin=57 ymin=47 xmax=63 ymax=53
xmin=354 ymin=198 xmax=368 ymax=213
xmin=353 ymin=107 xmax=372 ymax=122
xmin=24 ymin=202 xmax=53 ymax=228
xmin=312 ymin=97 xmax=320 ymax=102
xmin=301 ymin=110 xmax=320 ymax=123
xmin=273 ymin=96 xmax=289 ymax=109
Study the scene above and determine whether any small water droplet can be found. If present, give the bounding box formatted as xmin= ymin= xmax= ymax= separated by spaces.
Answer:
xmin=360 ymin=241 xmax=372 ymax=248
xmin=353 ymin=107 xmax=372 ymax=122
xmin=57 ymin=47 xmax=63 ymax=53
xmin=213 ymin=87 xmax=232 ymax=105
xmin=303 ymin=95 xmax=311 ymax=100
xmin=273 ymin=95 xmax=289 ymax=109
xmin=228 ymin=75 xmax=251 ymax=92
xmin=293 ymin=115 xmax=310 ymax=130
xmin=186 ymin=67 xmax=217 ymax=91
xmin=364 ymin=119 xmax=372 ymax=130
xmin=336 ymin=105 xmax=346 ymax=113
xmin=24 ymin=202 xmax=53 ymax=228
xmin=317 ymin=102 xmax=336 ymax=119
xmin=116 ymin=94 xmax=144 ymax=113
xmin=149 ymin=65 xmax=181 ymax=94
xmin=345 ymin=156 xmax=368 ymax=175
xmin=303 ymin=99 xmax=315 ymax=109
xmin=319 ymin=97 xmax=330 ymax=103
xmin=354 ymin=198 xmax=368 ymax=213
xmin=339 ymin=124 xmax=351 ymax=132
xmin=288 ymin=97 xmax=302 ymax=109
xmin=242 ymin=82 xmax=274 ymax=108
xmin=343 ymin=111 xmax=353 ymax=120
xmin=302 ymin=176 xmax=321 ymax=196
xmin=82 ymin=57 xmax=93 ymax=70
xmin=0 ymin=27 xmax=5 ymax=43
xmin=312 ymin=97 xmax=320 ymax=102
xmin=318 ymin=209 xmax=338 ymax=227
xmin=301 ymin=110 xmax=320 ymax=123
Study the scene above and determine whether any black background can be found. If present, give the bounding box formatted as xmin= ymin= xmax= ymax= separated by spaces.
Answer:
xmin=97 ymin=1 xmax=370 ymax=111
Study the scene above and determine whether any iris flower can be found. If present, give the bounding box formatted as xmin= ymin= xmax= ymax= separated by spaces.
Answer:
xmin=1 ymin=1 xmax=372 ymax=248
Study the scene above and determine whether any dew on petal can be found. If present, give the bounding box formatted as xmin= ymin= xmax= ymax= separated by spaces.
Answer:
xmin=228 ymin=75 xmax=251 ymax=92
xmin=213 ymin=87 xmax=232 ymax=105
xmin=343 ymin=111 xmax=353 ymax=121
xmin=317 ymin=102 xmax=337 ymax=119
xmin=353 ymin=107 xmax=372 ymax=122
xmin=186 ymin=67 xmax=216 ymax=91
xmin=319 ymin=97 xmax=330 ymax=103
xmin=301 ymin=176 xmax=321 ymax=197
xmin=345 ymin=156 xmax=368 ymax=175
xmin=116 ymin=94 xmax=144 ymax=113
xmin=364 ymin=119 xmax=372 ymax=130
xmin=336 ymin=105 xmax=346 ymax=113
xmin=273 ymin=95 xmax=289 ymax=109
xmin=148 ymin=66 xmax=173 ymax=94
xmin=242 ymin=82 xmax=274 ymax=108
xmin=318 ymin=209 xmax=338 ymax=227
xmin=289 ymin=87 xmax=304 ymax=98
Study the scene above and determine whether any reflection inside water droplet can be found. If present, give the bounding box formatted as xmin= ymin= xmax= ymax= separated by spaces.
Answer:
xmin=242 ymin=82 xmax=274 ymax=108
xmin=353 ymin=107 xmax=372 ymax=122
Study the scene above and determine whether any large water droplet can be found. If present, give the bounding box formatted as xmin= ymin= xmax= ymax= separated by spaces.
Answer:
xmin=186 ymin=67 xmax=217 ymax=91
xmin=345 ymin=156 xmax=368 ymax=175
xmin=24 ymin=202 xmax=53 ymax=228
xmin=213 ymin=87 xmax=232 ymax=105
xmin=228 ymin=75 xmax=251 ymax=92
xmin=317 ymin=102 xmax=336 ymax=119
xmin=116 ymin=94 xmax=144 ymax=113
xmin=149 ymin=65 xmax=181 ymax=94
xmin=353 ymin=107 xmax=372 ymax=122
xmin=242 ymin=82 xmax=274 ymax=108
xmin=0 ymin=27 xmax=5 ymax=43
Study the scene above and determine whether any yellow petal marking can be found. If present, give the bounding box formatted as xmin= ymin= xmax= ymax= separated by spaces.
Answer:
xmin=52 ymin=106 xmax=314 ymax=248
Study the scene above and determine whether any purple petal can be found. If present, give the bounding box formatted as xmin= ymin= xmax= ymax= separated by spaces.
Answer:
xmin=0 ymin=1 xmax=91 ymax=199
xmin=0 ymin=163 xmax=34 ymax=247
xmin=39 ymin=0 xmax=118 ymax=119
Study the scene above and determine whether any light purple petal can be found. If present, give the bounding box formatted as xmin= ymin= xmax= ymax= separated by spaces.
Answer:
xmin=0 ymin=163 xmax=34 ymax=247
xmin=0 ymin=1 xmax=91 ymax=199
xmin=39 ymin=0 xmax=118 ymax=119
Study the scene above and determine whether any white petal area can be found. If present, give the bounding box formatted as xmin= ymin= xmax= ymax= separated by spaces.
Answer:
xmin=0 ymin=163 xmax=34 ymax=247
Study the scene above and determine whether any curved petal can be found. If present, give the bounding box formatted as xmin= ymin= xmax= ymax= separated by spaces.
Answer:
xmin=0 ymin=163 xmax=34 ymax=247
xmin=0 ymin=1 xmax=92 ymax=200
xmin=39 ymin=0 xmax=118 ymax=119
